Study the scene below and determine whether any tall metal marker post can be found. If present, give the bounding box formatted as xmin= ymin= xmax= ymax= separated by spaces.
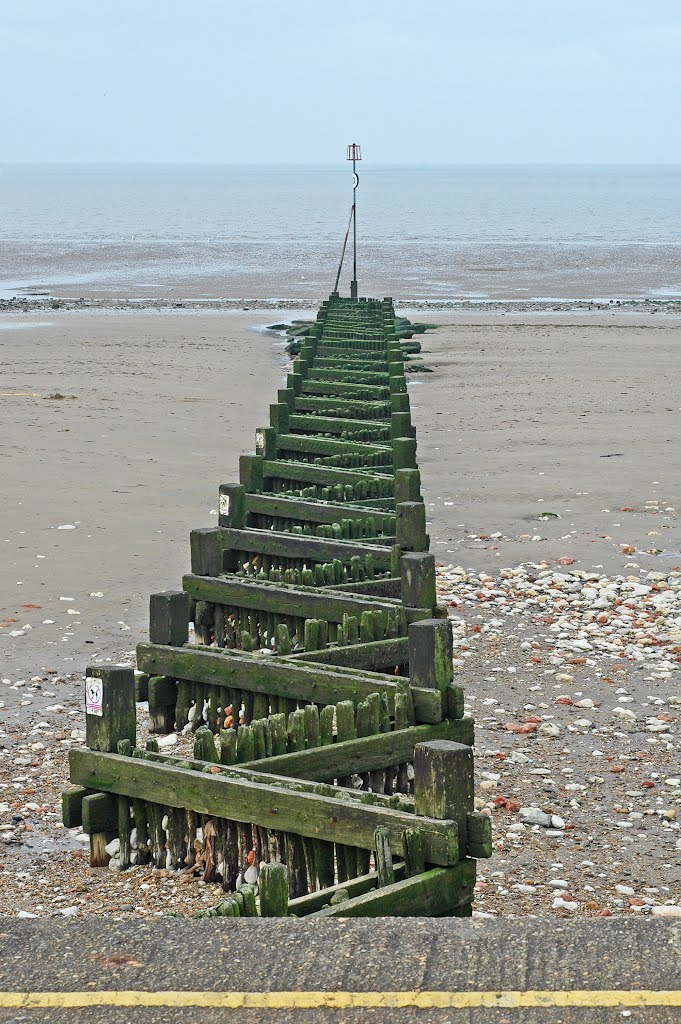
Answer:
xmin=348 ymin=142 xmax=361 ymax=298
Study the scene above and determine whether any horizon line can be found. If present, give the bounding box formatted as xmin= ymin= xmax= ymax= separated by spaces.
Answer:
xmin=2 ymin=160 xmax=681 ymax=169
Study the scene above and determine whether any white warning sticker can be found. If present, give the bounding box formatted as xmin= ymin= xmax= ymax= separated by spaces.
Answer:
xmin=219 ymin=492 xmax=230 ymax=516
xmin=255 ymin=430 xmax=265 ymax=450
xmin=86 ymin=677 xmax=103 ymax=717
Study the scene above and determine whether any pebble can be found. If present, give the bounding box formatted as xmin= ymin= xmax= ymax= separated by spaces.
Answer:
xmin=650 ymin=905 xmax=681 ymax=918
xmin=157 ymin=734 xmax=178 ymax=749
xmin=438 ymin=565 xmax=681 ymax=673
xmin=552 ymin=896 xmax=579 ymax=911
xmin=520 ymin=807 xmax=552 ymax=828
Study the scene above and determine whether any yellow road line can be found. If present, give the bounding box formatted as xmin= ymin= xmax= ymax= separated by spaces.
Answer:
xmin=0 ymin=990 xmax=678 ymax=1010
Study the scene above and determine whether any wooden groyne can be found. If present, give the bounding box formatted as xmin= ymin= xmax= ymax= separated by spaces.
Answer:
xmin=62 ymin=292 xmax=491 ymax=917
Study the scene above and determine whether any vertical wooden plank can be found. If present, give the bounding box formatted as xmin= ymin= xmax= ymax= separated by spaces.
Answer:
xmin=259 ymin=862 xmax=289 ymax=917
xmin=131 ymin=799 xmax=149 ymax=865
xmin=374 ymin=827 xmax=395 ymax=887
xmin=402 ymin=828 xmax=426 ymax=877
xmin=117 ymin=796 xmax=131 ymax=870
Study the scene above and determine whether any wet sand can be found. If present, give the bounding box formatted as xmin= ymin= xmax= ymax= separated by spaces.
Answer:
xmin=0 ymin=310 xmax=679 ymax=918
xmin=0 ymin=312 xmax=292 ymax=678
xmin=410 ymin=316 xmax=681 ymax=575
xmin=2 ymin=311 xmax=679 ymax=681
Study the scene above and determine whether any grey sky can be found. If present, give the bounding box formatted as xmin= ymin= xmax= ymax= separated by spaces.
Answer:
xmin=2 ymin=0 xmax=680 ymax=164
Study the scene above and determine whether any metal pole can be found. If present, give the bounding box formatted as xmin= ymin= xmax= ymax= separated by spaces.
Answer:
xmin=351 ymin=154 xmax=358 ymax=299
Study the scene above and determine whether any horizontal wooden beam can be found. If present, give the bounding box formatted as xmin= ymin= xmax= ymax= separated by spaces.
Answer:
xmin=285 ymin=636 xmax=409 ymax=671
xmin=139 ymin=751 xmax=410 ymax=810
xmin=288 ymin=864 xmax=406 ymax=916
xmin=245 ymin=494 xmax=394 ymax=529
xmin=218 ymin=528 xmax=393 ymax=569
xmin=135 ymin=642 xmax=444 ymax=723
xmin=301 ymin=381 xmax=390 ymax=399
xmin=69 ymin=749 xmax=459 ymax=865
xmin=240 ymin=719 xmax=474 ymax=781
xmin=262 ymin=460 xmax=393 ymax=489
xmin=328 ymin=578 xmax=400 ymax=598
xmin=289 ymin=414 xmax=390 ymax=436
xmin=276 ymin=434 xmax=391 ymax=458
xmin=309 ymin=860 xmax=476 ymax=917
xmin=182 ymin=574 xmax=402 ymax=623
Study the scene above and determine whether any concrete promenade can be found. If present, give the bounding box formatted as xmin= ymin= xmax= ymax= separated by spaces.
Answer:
xmin=0 ymin=919 xmax=678 ymax=1022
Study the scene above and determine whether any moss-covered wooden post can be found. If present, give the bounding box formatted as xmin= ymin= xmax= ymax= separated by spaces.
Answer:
xmin=395 ymin=468 xmax=421 ymax=505
xmin=390 ymin=392 xmax=410 ymax=414
xmin=414 ymin=740 xmax=476 ymax=914
xmin=85 ymin=666 xmax=136 ymax=753
xmin=391 ymin=412 xmax=415 ymax=439
xmin=396 ymin=501 xmax=428 ymax=551
xmin=239 ymin=454 xmax=263 ymax=492
xmin=269 ymin=402 xmax=289 ymax=435
xmin=149 ymin=591 xmax=189 ymax=647
xmin=393 ymin=437 xmax=417 ymax=471
xmin=278 ymin=387 xmax=295 ymax=409
xmin=82 ymin=666 xmax=135 ymax=866
xmin=82 ymin=792 xmax=117 ymax=868
xmin=146 ymin=598 xmax=181 ymax=726
xmin=401 ymin=552 xmax=436 ymax=613
xmin=255 ymin=426 xmax=277 ymax=460
xmin=288 ymin=371 xmax=304 ymax=395
xmin=259 ymin=861 xmax=289 ymax=917
xmin=409 ymin=618 xmax=453 ymax=693
xmin=190 ymin=528 xmax=223 ymax=577
xmin=219 ymin=483 xmax=245 ymax=528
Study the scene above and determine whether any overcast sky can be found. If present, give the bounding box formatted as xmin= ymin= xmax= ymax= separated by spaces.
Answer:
xmin=2 ymin=0 xmax=680 ymax=164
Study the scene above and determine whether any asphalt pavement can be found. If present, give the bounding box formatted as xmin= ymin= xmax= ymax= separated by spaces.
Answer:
xmin=0 ymin=918 xmax=679 ymax=1023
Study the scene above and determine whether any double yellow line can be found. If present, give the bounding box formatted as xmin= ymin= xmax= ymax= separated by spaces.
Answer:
xmin=0 ymin=990 xmax=678 ymax=1009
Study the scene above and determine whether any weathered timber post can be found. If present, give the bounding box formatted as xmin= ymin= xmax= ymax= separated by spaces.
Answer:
xmin=255 ymin=427 xmax=277 ymax=460
xmin=85 ymin=666 xmax=136 ymax=752
xmin=409 ymin=617 xmax=454 ymax=693
xmin=239 ymin=454 xmax=264 ymax=492
xmin=147 ymin=675 xmax=177 ymax=734
xmin=395 ymin=468 xmax=422 ymax=505
xmin=395 ymin=500 xmax=428 ymax=551
xmin=149 ymin=591 xmax=189 ymax=647
xmin=278 ymin=387 xmax=295 ymax=409
xmin=83 ymin=666 xmax=136 ymax=866
xmin=190 ymin=529 xmax=223 ymax=577
xmin=144 ymin=593 xmax=186 ymax=737
xmin=269 ymin=402 xmax=289 ymax=435
xmin=259 ymin=861 xmax=289 ymax=917
xmin=390 ymin=392 xmax=410 ymax=414
xmin=391 ymin=412 xmax=415 ymax=439
xmin=400 ymin=552 xmax=436 ymax=613
xmin=414 ymin=740 xmax=474 ymax=840
xmin=288 ymin=371 xmax=304 ymax=395
xmin=393 ymin=438 xmax=417 ymax=471
xmin=82 ymin=792 xmax=118 ymax=867
xmin=219 ymin=483 xmax=246 ymax=528
xmin=414 ymin=739 xmax=476 ymax=914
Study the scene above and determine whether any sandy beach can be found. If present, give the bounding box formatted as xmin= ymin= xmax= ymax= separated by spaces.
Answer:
xmin=0 ymin=309 xmax=679 ymax=919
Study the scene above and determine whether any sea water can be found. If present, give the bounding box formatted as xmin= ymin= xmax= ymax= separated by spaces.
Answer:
xmin=1 ymin=163 xmax=679 ymax=302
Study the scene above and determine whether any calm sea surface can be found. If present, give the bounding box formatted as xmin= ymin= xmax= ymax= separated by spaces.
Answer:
xmin=1 ymin=164 xmax=679 ymax=302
